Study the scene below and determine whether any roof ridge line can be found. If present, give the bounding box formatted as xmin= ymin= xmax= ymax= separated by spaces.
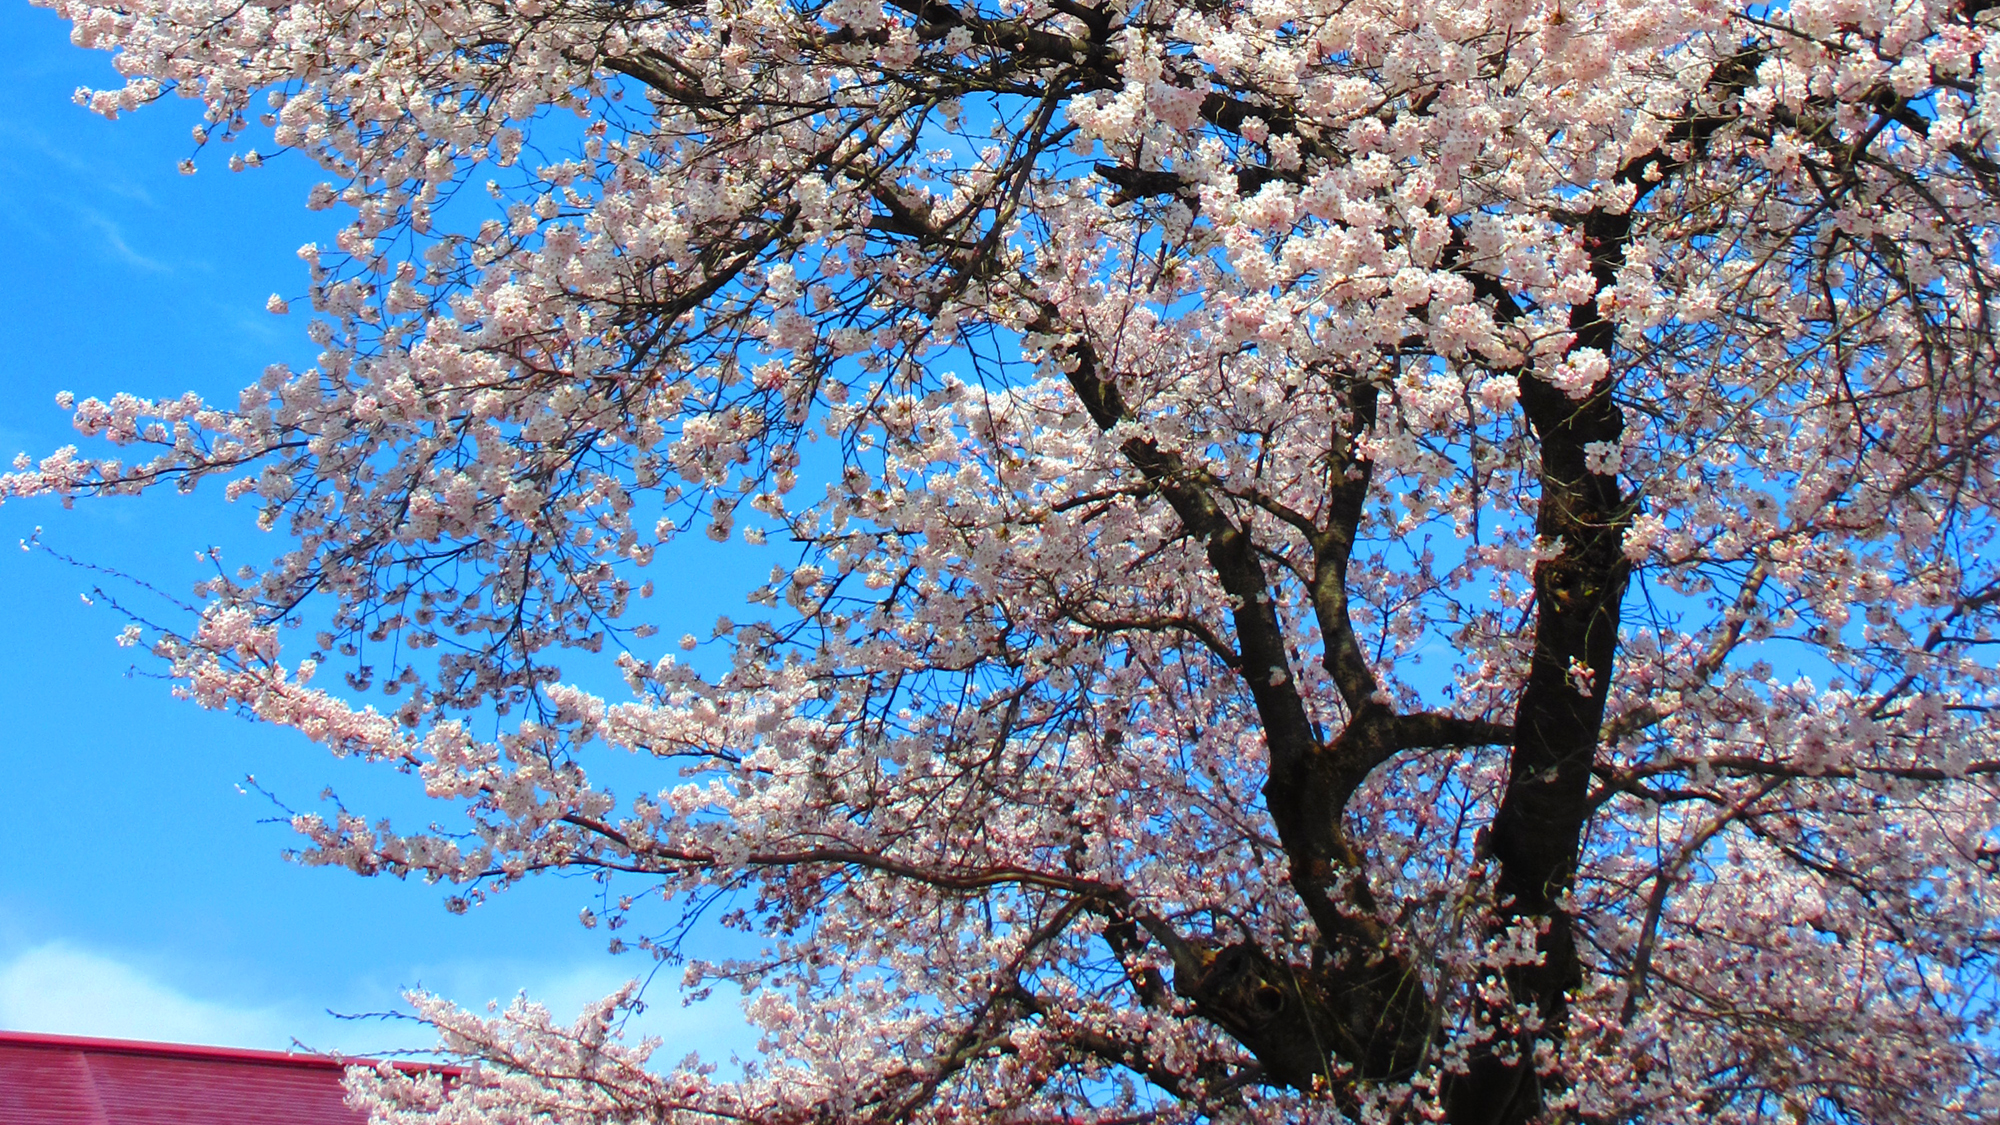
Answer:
xmin=0 ymin=1029 xmax=449 ymax=1073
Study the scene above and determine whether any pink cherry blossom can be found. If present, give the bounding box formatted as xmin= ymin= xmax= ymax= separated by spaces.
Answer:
xmin=9 ymin=0 xmax=2000 ymax=1120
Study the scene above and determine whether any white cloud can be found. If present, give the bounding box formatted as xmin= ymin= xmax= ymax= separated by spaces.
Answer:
xmin=0 ymin=943 xmax=286 ymax=1047
xmin=0 ymin=942 xmax=757 ymax=1066
xmin=397 ymin=959 xmax=761 ymax=1065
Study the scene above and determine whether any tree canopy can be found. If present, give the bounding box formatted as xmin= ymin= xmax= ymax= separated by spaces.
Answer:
xmin=12 ymin=0 xmax=2000 ymax=1119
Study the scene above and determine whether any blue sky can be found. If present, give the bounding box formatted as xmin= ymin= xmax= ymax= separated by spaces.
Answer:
xmin=0 ymin=4 xmax=758 ymax=1060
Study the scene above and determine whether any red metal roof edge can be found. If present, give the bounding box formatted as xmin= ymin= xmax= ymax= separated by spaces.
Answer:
xmin=0 ymin=1029 xmax=457 ymax=1075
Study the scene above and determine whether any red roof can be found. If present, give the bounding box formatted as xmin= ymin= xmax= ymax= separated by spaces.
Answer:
xmin=0 ymin=1031 xmax=429 ymax=1125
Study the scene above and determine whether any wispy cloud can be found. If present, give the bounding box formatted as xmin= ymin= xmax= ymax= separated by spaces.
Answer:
xmin=0 ymin=115 xmax=172 ymax=271
xmin=0 ymin=115 xmax=159 ymax=207
xmin=68 ymin=204 xmax=170 ymax=273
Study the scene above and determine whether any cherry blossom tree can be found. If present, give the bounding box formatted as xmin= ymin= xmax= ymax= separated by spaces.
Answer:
xmin=11 ymin=0 xmax=2000 ymax=1119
